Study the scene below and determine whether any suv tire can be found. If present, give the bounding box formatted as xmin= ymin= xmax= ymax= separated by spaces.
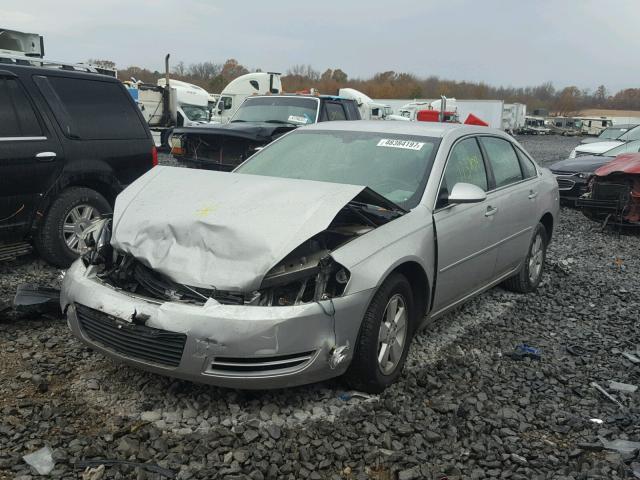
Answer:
xmin=502 ymin=223 xmax=548 ymax=293
xmin=35 ymin=187 xmax=111 ymax=268
xmin=344 ymin=273 xmax=414 ymax=393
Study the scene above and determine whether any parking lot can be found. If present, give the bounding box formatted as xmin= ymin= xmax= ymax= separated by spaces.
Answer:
xmin=1 ymin=135 xmax=639 ymax=479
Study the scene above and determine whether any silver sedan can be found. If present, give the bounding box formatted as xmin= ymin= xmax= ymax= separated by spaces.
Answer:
xmin=61 ymin=121 xmax=559 ymax=392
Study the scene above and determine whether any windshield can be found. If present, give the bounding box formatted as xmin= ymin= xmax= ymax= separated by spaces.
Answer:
xmin=603 ymin=140 xmax=640 ymax=156
xmin=182 ymin=104 xmax=209 ymax=122
xmin=236 ymin=130 xmax=439 ymax=209
xmin=230 ymin=97 xmax=319 ymax=125
xmin=619 ymin=126 xmax=640 ymax=141
xmin=599 ymin=127 xmax=629 ymax=139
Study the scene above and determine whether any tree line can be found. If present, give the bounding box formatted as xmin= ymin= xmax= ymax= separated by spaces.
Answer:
xmin=90 ymin=58 xmax=640 ymax=113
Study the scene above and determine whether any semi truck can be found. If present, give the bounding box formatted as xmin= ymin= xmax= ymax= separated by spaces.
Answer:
xmin=212 ymin=72 xmax=283 ymax=123
xmin=124 ymin=55 xmax=212 ymax=147
xmin=337 ymin=88 xmax=392 ymax=120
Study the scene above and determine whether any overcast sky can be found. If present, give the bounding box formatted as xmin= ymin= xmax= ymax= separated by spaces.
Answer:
xmin=3 ymin=0 xmax=639 ymax=92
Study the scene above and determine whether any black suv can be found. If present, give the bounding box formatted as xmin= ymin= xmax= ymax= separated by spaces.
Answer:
xmin=171 ymin=94 xmax=361 ymax=170
xmin=0 ymin=63 xmax=155 ymax=267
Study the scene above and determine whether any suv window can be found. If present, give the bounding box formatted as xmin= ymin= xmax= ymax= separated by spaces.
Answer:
xmin=480 ymin=137 xmax=523 ymax=188
xmin=0 ymin=78 xmax=42 ymax=137
xmin=438 ymin=137 xmax=487 ymax=208
xmin=324 ymin=102 xmax=347 ymax=121
xmin=37 ymin=76 xmax=147 ymax=140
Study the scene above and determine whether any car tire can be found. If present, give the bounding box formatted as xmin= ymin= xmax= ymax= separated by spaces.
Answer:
xmin=34 ymin=187 xmax=111 ymax=268
xmin=344 ymin=273 xmax=414 ymax=393
xmin=502 ymin=223 xmax=548 ymax=293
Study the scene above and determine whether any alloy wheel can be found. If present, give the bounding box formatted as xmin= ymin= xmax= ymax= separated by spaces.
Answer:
xmin=62 ymin=204 xmax=99 ymax=253
xmin=377 ymin=293 xmax=408 ymax=375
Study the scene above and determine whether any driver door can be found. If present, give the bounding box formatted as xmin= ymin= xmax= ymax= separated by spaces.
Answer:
xmin=431 ymin=137 xmax=498 ymax=314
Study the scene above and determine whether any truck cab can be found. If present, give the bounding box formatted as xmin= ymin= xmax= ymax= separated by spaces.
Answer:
xmin=212 ymin=72 xmax=282 ymax=124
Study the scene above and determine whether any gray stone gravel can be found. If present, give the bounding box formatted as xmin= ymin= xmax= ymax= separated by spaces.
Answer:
xmin=1 ymin=136 xmax=639 ymax=479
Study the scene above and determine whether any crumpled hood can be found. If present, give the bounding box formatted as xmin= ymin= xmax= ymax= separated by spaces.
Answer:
xmin=595 ymin=153 xmax=640 ymax=176
xmin=550 ymin=155 xmax=612 ymax=173
xmin=173 ymin=122 xmax=296 ymax=142
xmin=111 ymin=166 xmax=366 ymax=291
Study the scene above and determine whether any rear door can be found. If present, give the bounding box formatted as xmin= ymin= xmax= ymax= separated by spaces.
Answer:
xmin=0 ymin=72 xmax=62 ymax=241
xmin=34 ymin=74 xmax=153 ymax=187
xmin=432 ymin=136 xmax=497 ymax=313
xmin=478 ymin=136 xmax=537 ymax=278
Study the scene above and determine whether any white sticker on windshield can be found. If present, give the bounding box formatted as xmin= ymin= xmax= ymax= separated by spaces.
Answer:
xmin=288 ymin=115 xmax=309 ymax=124
xmin=377 ymin=138 xmax=425 ymax=150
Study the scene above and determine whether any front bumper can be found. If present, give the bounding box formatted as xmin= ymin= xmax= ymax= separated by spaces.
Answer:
xmin=552 ymin=173 xmax=589 ymax=203
xmin=61 ymin=261 xmax=373 ymax=389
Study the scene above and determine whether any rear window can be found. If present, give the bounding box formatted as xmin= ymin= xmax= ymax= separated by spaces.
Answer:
xmin=35 ymin=76 xmax=147 ymax=140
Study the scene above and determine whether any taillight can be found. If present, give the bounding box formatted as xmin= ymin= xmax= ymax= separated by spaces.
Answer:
xmin=151 ymin=146 xmax=158 ymax=167
xmin=170 ymin=136 xmax=185 ymax=156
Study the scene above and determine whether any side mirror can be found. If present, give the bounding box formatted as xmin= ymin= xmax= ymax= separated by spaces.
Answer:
xmin=448 ymin=182 xmax=487 ymax=204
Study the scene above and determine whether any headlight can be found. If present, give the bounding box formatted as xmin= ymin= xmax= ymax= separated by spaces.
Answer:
xmin=576 ymin=172 xmax=592 ymax=179
xmin=257 ymin=256 xmax=350 ymax=307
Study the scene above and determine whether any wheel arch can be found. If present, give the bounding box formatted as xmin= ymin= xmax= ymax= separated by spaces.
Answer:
xmin=540 ymin=212 xmax=554 ymax=242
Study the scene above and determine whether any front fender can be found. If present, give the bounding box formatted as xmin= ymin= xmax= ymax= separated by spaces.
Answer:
xmin=332 ymin=206 xmax=435 ymax=296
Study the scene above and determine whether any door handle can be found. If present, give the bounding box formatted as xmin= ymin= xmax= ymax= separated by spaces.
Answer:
xmin=485 ymin=206 xmax=498 ymax=217
xmin=528 ymin=190 xmax=539 ymax=200
xmin=35 ymin=151 xmax=57 ymax=161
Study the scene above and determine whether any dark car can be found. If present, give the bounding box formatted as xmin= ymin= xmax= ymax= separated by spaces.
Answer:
xmin=0 ymin=58 xmax=156 ymax=267
xmin=171 ymin=94 xmax=361 ymax=170
xmin=550 ymin=140 xmax=640 ymax=203
xmin=580 ymin=124 xmax=639 ymax=144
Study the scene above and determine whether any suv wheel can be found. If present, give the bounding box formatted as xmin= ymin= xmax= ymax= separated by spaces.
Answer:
xmin=35 ymin=187 xmax=111 ymax=268
xmin=502 ymin=223 xmax=548 ymax=293
xmin=344 ymin=273 xmax=414 ymax=393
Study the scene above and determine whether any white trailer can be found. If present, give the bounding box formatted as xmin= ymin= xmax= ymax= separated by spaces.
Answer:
xmin=502 ymin=103 xmax=527 ymax=133
xmin=212 ymin=72 xmax=282 ymax=123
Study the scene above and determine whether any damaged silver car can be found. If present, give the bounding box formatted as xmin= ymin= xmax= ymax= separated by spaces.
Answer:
xmin=61 ymin=122 xmax=559 ymax=392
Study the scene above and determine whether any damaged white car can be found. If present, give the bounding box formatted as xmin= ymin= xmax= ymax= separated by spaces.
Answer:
xmin=61 ymin=122 xmax=559 ymax=392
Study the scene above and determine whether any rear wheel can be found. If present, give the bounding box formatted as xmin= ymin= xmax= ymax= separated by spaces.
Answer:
xmin=35 ymin=187 xmax=111 ymax=268
xmin=344 ymin=273 xmax=414 ymax=393
xmin=502 ymin=223 xmax=547 ymax=293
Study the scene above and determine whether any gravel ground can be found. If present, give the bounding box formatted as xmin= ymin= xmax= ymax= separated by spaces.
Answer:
xmin=2 ymin=136 xmax=639 ymax=479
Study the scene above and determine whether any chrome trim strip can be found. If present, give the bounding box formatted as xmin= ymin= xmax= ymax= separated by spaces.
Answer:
xmin=439 ymin=226 xmax=533 ymax=273
xmin=0 ymin=136 xmax=47 ymax=142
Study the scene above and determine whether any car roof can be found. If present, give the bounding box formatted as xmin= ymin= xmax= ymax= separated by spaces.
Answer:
xmin=301 ymin=120 xmax=505 ymax=138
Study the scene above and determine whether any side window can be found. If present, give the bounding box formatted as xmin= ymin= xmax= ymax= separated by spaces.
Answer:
xmin=438 ymin=137 xmax=487 ymax=208
xmin=0 ymin=78 xmax=42 ymax=137
xmin=324 ymin=102 xmax=347 ymax=121
xmin=221 ymin=96 xmax=232 ymax=110
xmin=480 ymin=137 xmax=523 ymax=188
xmin=516 ymin=148 xmax=537 ymax=178
xmin=344 ymin=100 xmax=360 ymax=119
xmin=36 ymin=76 xmax=147 ymax=140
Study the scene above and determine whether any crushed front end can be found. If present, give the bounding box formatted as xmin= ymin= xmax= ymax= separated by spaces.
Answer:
xmin=577 ymin=154 xmax=640 ymax=227
xmin=60 ymin=187 xmax=402 ymax=388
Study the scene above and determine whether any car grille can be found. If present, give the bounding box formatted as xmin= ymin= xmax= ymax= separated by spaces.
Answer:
xmin=556 ymin=177 xmax=576 ymax=190
xmin=208 ymin=351 xmax=316 ymax=376
xmin=76 ymin=304 xmax=186 ymax=367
